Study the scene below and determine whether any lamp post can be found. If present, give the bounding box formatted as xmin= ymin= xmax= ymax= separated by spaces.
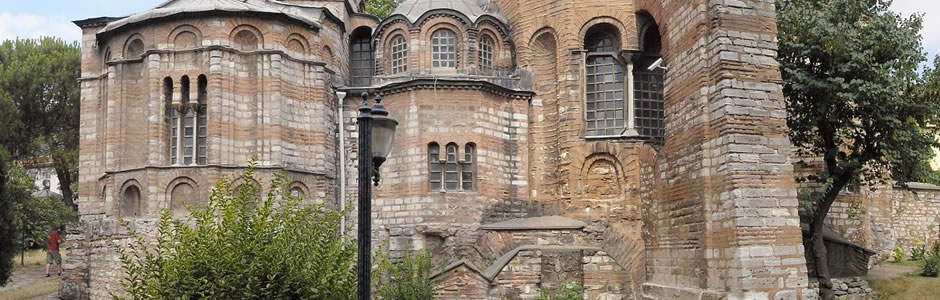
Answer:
xmin=357 ymin=91 xmax=398 ymax=300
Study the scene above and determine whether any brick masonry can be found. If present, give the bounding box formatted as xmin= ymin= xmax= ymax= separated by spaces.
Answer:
xmin=69 ymin=0 xmax=809 ymax=299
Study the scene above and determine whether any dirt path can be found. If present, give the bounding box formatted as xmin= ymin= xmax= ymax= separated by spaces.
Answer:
xmin=0 ymin=265 xmax=58 ymax=299
xmin=868 ymin=264 xmax=918 ymax=280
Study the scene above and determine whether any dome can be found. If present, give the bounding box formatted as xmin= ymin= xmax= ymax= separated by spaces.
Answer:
xmin=99 ymin=0 xmax=326 ymax=35
xmin=390 ymin=0 xmax=508 ymax=25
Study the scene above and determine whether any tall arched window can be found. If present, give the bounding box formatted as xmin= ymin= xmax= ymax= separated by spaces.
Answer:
xmin=584 ymin=25 xmax=626 ymax=137
xmin=168 ymin=74 xmax=209 ymax=165
xmin=197 ymin=75 xmax=208 ymax=164
xmin=478 ymin=35 xmax=494 ymax=70
xmin=428 ymin=143 xmax=441 ymax=191
xmin=350 ymin=28 xmax=374 ymax=86
xmin=634 ymin=13 xmax=665 ymax=144
xmin=391 ymin=35 xmax=408 ymax=74
xmin=121 ymin=185 xmax=141 ymax=217
xmin=444 ymin=143 xmax=459 ymax=190
xmin=431 ymin=30 xmax=457 ymax=68
xmin=164 ymin=77 xmax=177 ymax=164
xmin=462 ymin=143 xmax=475 ymax=191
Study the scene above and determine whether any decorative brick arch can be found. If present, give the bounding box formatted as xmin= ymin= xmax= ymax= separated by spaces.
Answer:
xmin=165 ymin=176 xmax=199 ymax=214
xmin=168 ymin=25 xmax=203 ymax=49
xmin=579 ymin=17 xmax=629 ymax=51
xmin=285 ymin=33 xmax=309 ymax=54
xmin=123 ymin=34 xmax=145 ymax=59
xmin=229 ymin=25 xmax=264 ymax=51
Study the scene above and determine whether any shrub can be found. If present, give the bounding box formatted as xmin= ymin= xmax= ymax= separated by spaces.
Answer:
xmin=534 ymin=282 xmax=585 ymax=300
xmin=891 ymin=247 xmax=905 ymax=263
xmin=923 ymin=241 xmax=940 ymax=277
xmin=922 ymin=257 xmax=939 ymax=277
xmin=374 ymin=247 xmax=438 ymax=300
xmin=911 ymin=239 xmax=926 ymax=261
xmin=112 ymin=161 xmax=358 ymax=299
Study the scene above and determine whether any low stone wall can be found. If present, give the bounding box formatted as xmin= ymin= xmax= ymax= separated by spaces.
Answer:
xmin=806 ymin=277 xmax=874 ymax=300
xmin=824 ymin=183 xmax=940 ymax=263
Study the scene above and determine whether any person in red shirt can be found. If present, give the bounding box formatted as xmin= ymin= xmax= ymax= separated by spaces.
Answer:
xmin=45 ymin=228 xmax=62 ymax=277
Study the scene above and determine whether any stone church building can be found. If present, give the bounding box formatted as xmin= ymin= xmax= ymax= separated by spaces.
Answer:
xmin=68 ymin=0 xmax=811 ymax=299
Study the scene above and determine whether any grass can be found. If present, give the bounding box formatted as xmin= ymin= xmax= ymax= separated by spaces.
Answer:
xmin=0 ymin=278 xmax=58 ymax=300
xmin=10 ymin=249 xmax=48 ymax=274
xmin=869 ymin=259 xmax=940 ymax=300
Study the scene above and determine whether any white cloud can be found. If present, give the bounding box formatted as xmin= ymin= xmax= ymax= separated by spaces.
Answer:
xmin=891 ymin=0 xmax=940 ymax=60
xmin=0 ymin=12 xmax=81 ymax=42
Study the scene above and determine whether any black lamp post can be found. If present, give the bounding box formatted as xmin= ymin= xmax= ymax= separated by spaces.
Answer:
xmin=357 ymin=91 xmax=398 ymax=300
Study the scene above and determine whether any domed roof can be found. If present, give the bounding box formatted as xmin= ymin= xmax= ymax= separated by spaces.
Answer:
xmin=98 ymin=0 xmax=326 ymax=35
xmin=390 ymin=0 xmax=508 ymax=25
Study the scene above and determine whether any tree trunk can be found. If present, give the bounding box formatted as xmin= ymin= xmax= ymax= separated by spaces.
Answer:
xmin=811 ymin=171 xmax=853 ymax=300
xmin=810 ymin=219 xmax=835 ymax=300
xmin=54 ymin=166 xmax=75 ymax=209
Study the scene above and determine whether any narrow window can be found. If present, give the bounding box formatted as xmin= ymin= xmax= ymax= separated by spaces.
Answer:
xmin=479 ymin=35 xmax=494 ymax=70
xmin=197 ymin=75 xmax=208 ymax=164
xmin=444 ymin=143 xmax=459 ymax=190
xmin=462 ymin=143 xmax=475 ymax=191
xmin=350 ymin=28 xmax=374 ymax=86
xmin=432 ymin=30 xmax=457 ymax=68
xmin=183 ymin=109 xmax=195 ymax=165
xmin=584 ymin=26 xmax=625 ymax=137
xmin=428 ymin=143 xmax=441 ymax=191
xmin=164 ymin=77 xmax=178 ymax=164
xmin=634 ymin=15 xmax=665 ymax=144
xmin=391 ymin=35 xmax=408 ymax=74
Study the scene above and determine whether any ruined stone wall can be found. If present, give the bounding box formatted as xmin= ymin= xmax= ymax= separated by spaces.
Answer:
xmin=822 ymin=183 xmax=940 ymax=263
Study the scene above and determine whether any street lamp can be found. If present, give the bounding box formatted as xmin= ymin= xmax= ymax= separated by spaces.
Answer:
xmin=357 ymin=91 xmax=398 ymax=300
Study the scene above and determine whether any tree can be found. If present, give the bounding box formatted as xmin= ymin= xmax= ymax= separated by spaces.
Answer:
xmin=777 ymin=0 xmax=939 ymax=298
xmin=365 ymin=0 xmax=403 ymax=19
xmin=0 ymin=37 xmax=81 ymax=208
xmin=9 ymin=161 xmax=78 ymax=258
xmin=0 ymin=149 xmax=15 ymax=286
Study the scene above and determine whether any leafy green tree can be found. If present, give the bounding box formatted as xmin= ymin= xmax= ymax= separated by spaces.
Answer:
xmin=777 ymin=0 xmax=939 ymax=298
xmin=0 ymin=37 xmax=80 ymax=207
xmin=10 ymin=165 xmax=78 ymax=252
xmin=374 ymin=248 xmax=438 ymax=300
xmin=365 ymin=0 xmax=404 ymax=19
xmin=0 ymin=149 xmax=15 ymax=286
xmin=114 ymin=160 xmax=359 ymax=299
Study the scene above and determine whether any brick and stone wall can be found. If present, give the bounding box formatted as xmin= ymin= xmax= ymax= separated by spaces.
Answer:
xmin=820 ymin=183 xmax=940 ymax=264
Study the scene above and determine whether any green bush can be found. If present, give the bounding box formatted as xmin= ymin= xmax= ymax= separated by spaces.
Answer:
xmin=922 ymin=257 xmax=939 ymax=277
xmin=112 ymin=161 xmax=358 ymax=299
xmin=534 ymin=282 xmax=584 ymax=300
xmin=892 ymin=247 xmax=905 ymax=263
xmin=374 ymin=247 xmax=438 ymax=300
xmin=911 ymin=240 xmax=926 ymax=261
xmin=923 ymin=241 xmax=940 ymax=277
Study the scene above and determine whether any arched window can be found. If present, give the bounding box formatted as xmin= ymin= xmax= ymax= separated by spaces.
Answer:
xmin=584 ymin=24 xmax=626 ymax=137
xmin=391 ymin=35 xmax=408 ymax=74
xmin=444 ymin=143 xmax=459 ymax=191
xmin=164 ymin=77 xmax=177 ymax=164
xmin=428 ymin=143 xmax=441 ymax=191
xmin=121 ymin=185 xmax=141 ymax=217
xmin=431 ymin=30 xmax=457 ymax=68
xmin=462 ymin=143 xmax=475 ymax=191
xmin=168 ymin=74 xmax=209 ymax=165
xmin=350 ymin=28 xmax=374 ymax=86
xmin=197 ymin=75 xmax=208 ymax=164
xmin=634 ymin=13 xmax=665 ymax=144
xmin=478 ymin=35 xmax=494 ymax=70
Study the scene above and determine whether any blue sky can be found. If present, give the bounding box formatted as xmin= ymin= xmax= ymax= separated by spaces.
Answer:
xmin=0 ymin=0 xmax=938 ymax=65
